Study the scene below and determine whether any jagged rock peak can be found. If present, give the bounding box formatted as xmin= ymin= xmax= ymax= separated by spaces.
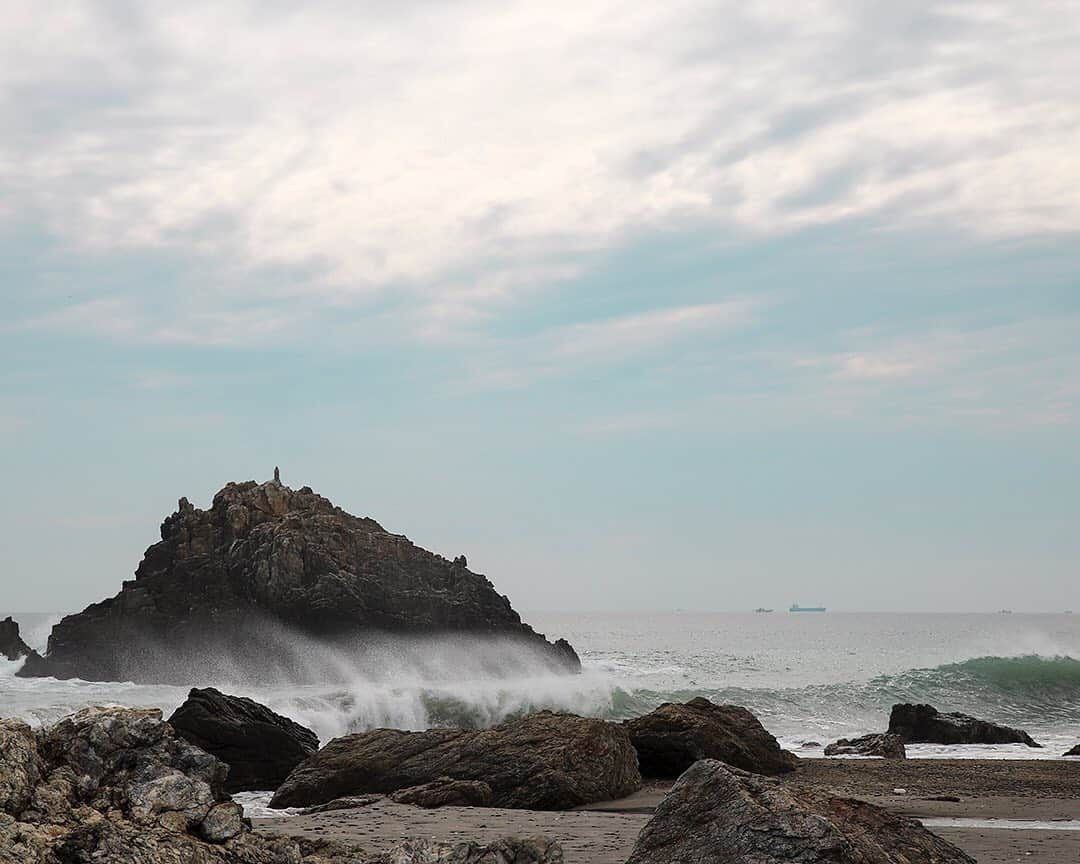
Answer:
xmin=19 ymin=476 xmax=580 ymax=682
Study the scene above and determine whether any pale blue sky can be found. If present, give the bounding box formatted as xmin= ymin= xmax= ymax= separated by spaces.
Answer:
xmin=2 ymin=1 xmax=1079 ymax=613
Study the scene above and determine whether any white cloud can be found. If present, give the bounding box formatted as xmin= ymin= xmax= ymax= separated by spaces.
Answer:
xmin=1 ymin=0 xmax=1078 ymax=338
xmin=465 ymin=298 xmax=759 ymax=389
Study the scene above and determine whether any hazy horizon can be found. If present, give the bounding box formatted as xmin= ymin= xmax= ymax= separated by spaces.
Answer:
xmin=3 ymin=3 xmax=1079 ymax=615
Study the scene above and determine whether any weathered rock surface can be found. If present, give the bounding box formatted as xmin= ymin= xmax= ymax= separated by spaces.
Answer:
xmin=0 ymin=706 xmax=311 ymax=864
xmin=888 ymin=703 xmax=1041 ymax=747
xmin=300 ymin=795 xmax=383 ymax=814
xmin=19 ymin=476 xmax=579 ymax=682
xmin=372 ymin=836 xmax=563 ymax=863
xmin=269 ymin=711 xmax=641 ymax=810
xmin=168 ymin=687 xmax=319 ymax=793
xmin=389 ymin=777 xmax=493 ymax=808
xmin=626 ymin=759 xmax=976 ymax=864
xmin=0 ymin=617 xmax=32 ymax=662
xmin=1065 ymin=744 xmax=1080 ymax=757
xmin=625 ymin=697 xmax=797 ymax=777
xmin=825 ymin=733 xmax=907 ymax=759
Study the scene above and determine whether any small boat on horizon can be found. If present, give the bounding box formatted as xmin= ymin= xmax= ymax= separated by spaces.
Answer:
xmin=789 ymin=603 xmax=826 ymax=613
xmin=754 ymin=607 xmax=773 ymax=613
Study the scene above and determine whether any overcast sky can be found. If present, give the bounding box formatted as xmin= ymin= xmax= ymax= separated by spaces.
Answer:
xmin=3 ymin=1 xmax=1079 ymax=614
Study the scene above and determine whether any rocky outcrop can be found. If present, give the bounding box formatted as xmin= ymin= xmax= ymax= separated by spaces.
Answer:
xmin=0 ymin=617 xmax=32 ymax=662
xmin=269 ymin=711 xmax=641 ymax=810
xmin=389 ymin=777 xmax=494 ymax=808
xmin=1065 ymin=744 xmax=1080 ymax=757
xmin=625 ymin=759 xmax=975 ymax=864
xmin=0 ymin=706 xmax=310 ymax=863
xmin=371 ymin=837 xmax=563 ymax=863
xmin=19 ymin=476 xmax=579 ymax=682
xmin=167 ymin=687 xmax=319 ymax=792
xmin=888 ymin=703 xmax=1040 ymax=747
xmin=825 ymin=733 xmax=907 ymax=759
xmin=625 ymin=697 xmax=797 ymax=777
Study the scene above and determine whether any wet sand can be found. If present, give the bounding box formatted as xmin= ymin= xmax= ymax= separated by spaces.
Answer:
xmin=255 ymin=760 xmax=1080 ymax=863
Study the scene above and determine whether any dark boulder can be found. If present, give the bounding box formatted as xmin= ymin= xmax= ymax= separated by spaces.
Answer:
xmin=167 ymin=686 xmax=319 ymax=792
xmin=19 ymin=476 xmax=579 ymax=682
xmin=0 ymin=616 xmax=32 ymax=661
xmin=390 ymin=777 xmax=494 ymax=808
xmin=888 ymin=703 xmax=1040 ymax=747
xmin=269 ymin=710 xmax=641 ymax=810
xmin=625 ymin=697 xmax=797 ymax=777
xmin=1065 ymin=744 xmax=1080 ymax=757
xmin=825 ymin=733 xmax=907 ymax=759
xmin=626 ymin=759 xmax=976 ymax=864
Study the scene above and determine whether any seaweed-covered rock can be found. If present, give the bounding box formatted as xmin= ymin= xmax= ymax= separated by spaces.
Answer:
xmin=270 ymin=711 xmax=641 ymax=810
xmin=626 ymin=697 xmax=797 ymax=777
xmin=626 ymin=759 xmax=975 ymax=864
xmin=888 ymin=703 xmax=1040 ymax=747
xmin=825 ymin=733 xmax=907 ymax=759
xmin=19 ymin=477 xmax=579 ymax=682
xmin=168 ymin=687 xmax=319 ymax=792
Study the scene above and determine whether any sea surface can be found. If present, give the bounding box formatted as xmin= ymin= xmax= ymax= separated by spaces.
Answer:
xmin=3 ymin=611 xmax=1079 ymax=759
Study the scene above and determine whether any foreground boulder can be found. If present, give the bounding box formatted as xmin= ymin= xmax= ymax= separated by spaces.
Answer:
xmin=168 ymin=687 xmax=320 ymax=792
xmin=270 ymin=711 xmax=641 ymax=810
xmin=389 ymin=777 xmax=493 ymax=808
xmin=20 ymin=474 xmax=579 ymax=682
xmin=0 ymin=617 xmax=32 ymax=662
xmin=0 ymin=706 xmax=307 ymax=863
xmin=626 ymin=759 xmax=975 ymax=864
xmin=626 ymin=697 xmax=797 ymax=777
xmin=1065 ymin=744 xmax=1080 ymax=757
xmin=825 ymin=733 xmax=907 ymax=759
xmin=888 ymin=703 xmax=1040 ymax=747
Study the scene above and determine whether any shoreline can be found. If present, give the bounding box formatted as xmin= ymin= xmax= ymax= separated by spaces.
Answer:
xmin=255 ymin=759 xmax=1080 ymax=864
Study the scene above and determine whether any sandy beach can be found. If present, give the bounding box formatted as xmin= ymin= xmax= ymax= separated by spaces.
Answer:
xmin=256 ymin=759 xmax=1080 ymax=864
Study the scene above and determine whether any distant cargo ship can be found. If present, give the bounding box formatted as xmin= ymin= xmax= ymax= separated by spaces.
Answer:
xmin=789 ymin=603 xmax=826 ymax=613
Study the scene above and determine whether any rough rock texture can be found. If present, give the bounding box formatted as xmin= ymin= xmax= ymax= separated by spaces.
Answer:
xmin=626 ymin=759 xmax=976 ymax=864
xmin=168 ymin=687 xmax=319 ymax=793
xmin=824 ymin=733 xmax=907 ymax=759
xmin=625 ymin=697 xmax=797 ymax=778
xmin=0 ymin=617 xmax=32 ymax=662
xmin=389 ymin=777 xmax=493 ymax=808
xmin=300 ymin=795 xmax=383 ymax=814
xmin=0 ymin=706 xmax=313 ymax=864
xmin=269 ymin=711 xmax=641 ymax=810
xmin=888 ymin=703 xmax=1041 ymax=747
xmin=372 ymin=837 xmax=563 ymax=864
xmin=19 ymin=477 xmax=579 ymax=682
xmin=1065 ymin=744 xmax=1080 ymax=757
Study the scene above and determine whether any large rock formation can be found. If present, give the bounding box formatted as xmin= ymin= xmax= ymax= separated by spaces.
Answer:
xmin=0 ymin=617 xmax=32 ymax=662
xmin=625 ymin=697 xmax=797 ymax=778
xmin=1063 ymin=744 xmax=1080 ymax=757
xmin=269 ymin=711 xmax=641 ymax=810
xmin=625 ymin=759 xmax=976 ymax=864
xmin=0 ymin=707 xmax=305 ymax=863
xmin=824 ymin=733 xmax=907 ymax=759
xmin=0 ymin=706 xmax=562 ymax=864
xmin=888 ymin=703 xmax=1040 ymax=747
xmin=167 ymin=687 xmax=319 ymax=793
xmin=19 ymin=476 xmax=579 ymax=681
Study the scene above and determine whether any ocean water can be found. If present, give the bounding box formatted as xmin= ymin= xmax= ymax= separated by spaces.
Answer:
xmin=2 ymin=611 xmax=1078 ymax=759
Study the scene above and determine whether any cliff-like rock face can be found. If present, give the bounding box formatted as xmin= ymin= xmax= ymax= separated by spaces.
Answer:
xmin=0 ymin=616 xmax=33 ymax=661
xmin=19 ymin=477 xmax=579 ymax=682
